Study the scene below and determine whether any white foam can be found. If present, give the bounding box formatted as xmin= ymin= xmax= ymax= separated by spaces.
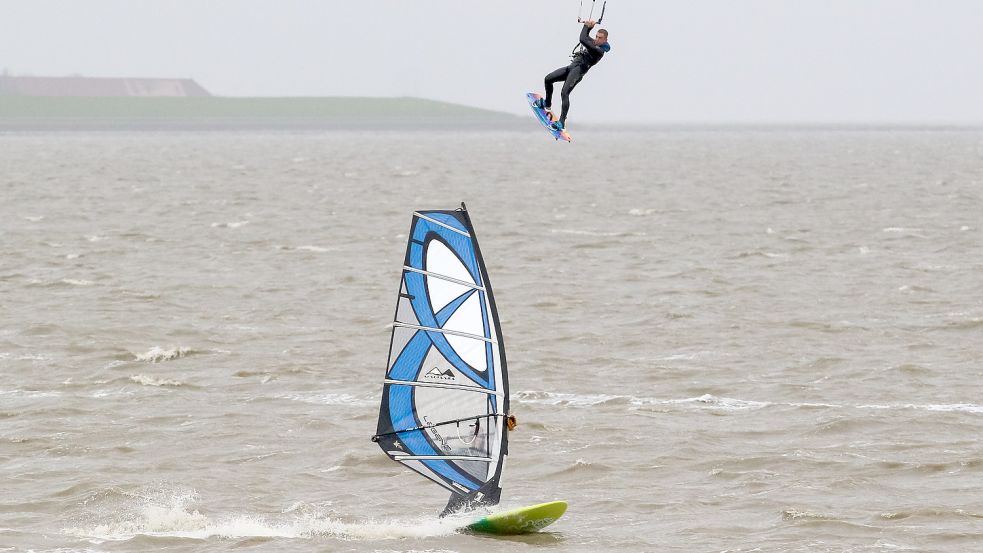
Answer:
xmin=294 ymin=245 xmax=331 ymax=253
xmin=781 ymin=508 xmax=832 ymax=521
xmin=282 ymin=502 xmax=307 ymax=513
xmin=665 ymin=394 xmax=771 ymax=411
xmin=514 ymin=390 xmax=769 ymax=411
xmin=210 ymin=221 xmax=249 ymax=229
xmin=374 ymin=550 xmax=461 ymax=553
xmin=129 ymin=374 xmax=184 ymax=387
xmin=0 ymin=389 xmax=61 ymax=399
xmin=90 ymin=388 xmax=134 ymax=399
xmin=20 ymin=549 xmax=106 ymax=553
xmin=881 ymin=227 xmax=927 ymax=238
xmin=657 ymin=352 xmax=702 ymax=361
xmin=857 ymin=403 xmax=983 ymax=414
xmin=61 ymin=279 xmax=94 ymax=286
xmin=513 ymin=390 xmax=623 ymax=406
xmin=517 ymin=391 xmax=983 ymax=417
xmin=135 ymin=347 xmax=191 ymax=363
xmin=65 ymin=493 xmax=463 ymax=542
xmin=278 ymin=392 xmax=375 ymax=406
xmin=628 ymin=208 xmax=656 ymax=216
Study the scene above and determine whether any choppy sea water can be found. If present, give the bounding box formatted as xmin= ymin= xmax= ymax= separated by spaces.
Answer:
xmin=1 ymin=129 xmax=982 ymax=552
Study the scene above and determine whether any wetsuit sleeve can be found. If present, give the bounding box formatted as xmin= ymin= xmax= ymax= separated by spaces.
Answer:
xmin=579 ymin=24 xmax=604 ymax=57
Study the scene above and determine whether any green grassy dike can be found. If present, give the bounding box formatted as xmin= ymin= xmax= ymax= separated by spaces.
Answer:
xmin=0 ymin=96 xmax=526 ymax=130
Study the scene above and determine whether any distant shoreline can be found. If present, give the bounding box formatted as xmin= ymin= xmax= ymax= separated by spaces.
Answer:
xmin=2 ymin=96 xmax=980 ymax=132
xmin=0 ymin=96 xmax=528 ymax=131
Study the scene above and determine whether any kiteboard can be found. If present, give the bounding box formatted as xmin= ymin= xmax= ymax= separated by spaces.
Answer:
xmin=526 ymin=92 xmax=572 ymax=142
xmin=371 ymin=203 xmax=567 ymax=536
xmin=465 ymin=501 xmax=568 ymax=535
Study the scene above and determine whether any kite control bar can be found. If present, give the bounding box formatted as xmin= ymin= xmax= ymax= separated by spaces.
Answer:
xmin=577 ymin=0 xmax=607 ymax=24
xmin=572 ymin=0 xmax=607 ymax=57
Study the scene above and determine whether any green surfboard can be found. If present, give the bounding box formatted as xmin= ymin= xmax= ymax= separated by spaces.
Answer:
xmin=465 ymin=501 xmax=568 ymax=535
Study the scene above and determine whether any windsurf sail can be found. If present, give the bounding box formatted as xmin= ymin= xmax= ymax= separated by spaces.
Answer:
xmin=373 ymin=203 xmax=510 ymax=516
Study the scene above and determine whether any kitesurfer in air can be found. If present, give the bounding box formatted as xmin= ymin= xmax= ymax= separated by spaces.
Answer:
xmin=533 ymin=20 xmax=610 ymax=132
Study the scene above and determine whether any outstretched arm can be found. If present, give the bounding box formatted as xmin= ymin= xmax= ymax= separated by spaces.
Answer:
xmin=578 ymin=21 xmax=604 ymax=56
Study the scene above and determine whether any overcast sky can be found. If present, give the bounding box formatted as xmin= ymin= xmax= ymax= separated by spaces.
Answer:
xmin=3 ymin=0 xmax=982 ymax=124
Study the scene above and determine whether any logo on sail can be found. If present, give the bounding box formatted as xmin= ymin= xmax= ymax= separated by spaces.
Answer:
xmin=423 ymin=415 xmax=453 ymax=452
xmin=425 ymin=367 xmax=456 ymax=381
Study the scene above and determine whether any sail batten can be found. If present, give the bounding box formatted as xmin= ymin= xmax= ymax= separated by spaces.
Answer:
xmin=383 ymin=379 xmax=506 ymax=395
xmin=392 ymin=322 xmax=497 ymax=343
xmin=413 ymin=212 xmax=472 ymax=236
xmin=396 ymin=455 xmax=494 ymax=462
xmin=375 ymin=205 xmax=509 ymax=514
xmin=402 ymin=266 xmax=486 ymax=290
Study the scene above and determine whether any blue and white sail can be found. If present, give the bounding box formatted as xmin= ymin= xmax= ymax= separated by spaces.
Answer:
xmin=373 ymin=204 xmax=509 ymax=515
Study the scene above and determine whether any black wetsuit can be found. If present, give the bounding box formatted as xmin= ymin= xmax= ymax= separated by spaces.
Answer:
xmin=544 ymin=25 xmax=607 ymax=126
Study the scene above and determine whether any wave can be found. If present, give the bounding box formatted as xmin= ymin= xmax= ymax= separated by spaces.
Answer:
xmin=730 ymin=250 xmax=788 ymax=259
xmin=882 ymin=227 xmax=923 ymax=233
xmin=294 ymin=245 xmax=332 ymax=253
xmin=0 ymin=389 xmax=62 ymax=399
xmin=26 ymin=279 xmax=96 ymax=288
xmin=879 ymin=508 xmax=983 ymax=521
xmin=856 ymin=402 xmax=983 ymax=414
xmin=210 ymin=221 xmax=249 ymax=229
xmin=781 ymin=508 xmax=835 ymax=521
xmin=134 ymin=347 xmax=193 ymax=363
xmin=60 ymin=278 xmax=94 ymax=286
xmin=233 ymin=370 xmax=276 ymax=384
xmin=512 ymin=390 xmax=629 ymax=407
xmin=514 ymin=391 xmax=983 ymax=415
xmin=550 ymin=457 xmax=614 ymax=477
xmin=63 ymin=491 xmax=463 ymax=542
xmin=277 ymin=392 xmax=375 ymax=407
xmin=666 ymin=394 xmax=771 ymax=410
xmin=335 ymin=451 xmax=394 ymax=470
xmin=514 ymin=391 xmax=768 ymax=411
xmin=274 ymin=244 xmax=334 ymax=253
xmin=129 ymin=374 xmax=184 ymax=387
xmin=942 ymin=317 xmax=983 ymax=331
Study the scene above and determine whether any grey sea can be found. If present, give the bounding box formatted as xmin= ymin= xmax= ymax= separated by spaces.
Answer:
xmin=1 ymin=128 xmax=982 ymax=552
